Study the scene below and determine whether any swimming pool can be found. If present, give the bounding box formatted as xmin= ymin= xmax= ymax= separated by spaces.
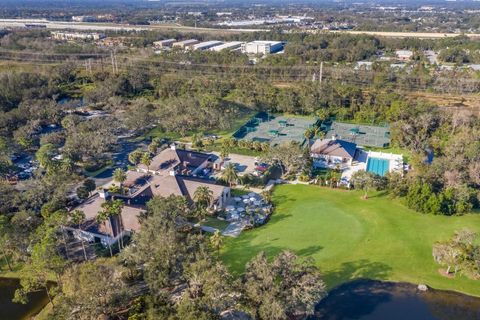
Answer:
xmin=366 ymin=157 xmax=390 ymax=176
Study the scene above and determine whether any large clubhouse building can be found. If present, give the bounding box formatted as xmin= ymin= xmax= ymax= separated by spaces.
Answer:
xmin=68 ymin=145 xmax=230 ymax=246
xmin=310 ymin=136 xmax=403 ymax=182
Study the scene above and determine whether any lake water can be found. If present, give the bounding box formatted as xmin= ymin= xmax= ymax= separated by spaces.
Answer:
xmin=313 ymin=279 xmax=480 ymax=320
xmin=0 ymin=277 xmax=49 ymax=320
xmin=3 ymin=277 xmax=480 ymax=319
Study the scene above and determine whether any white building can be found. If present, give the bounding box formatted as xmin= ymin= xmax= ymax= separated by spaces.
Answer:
xmin=241 ymin=41 xmax=284 ymax=55
xmin=210 ymin=41 xmax=244 ymax=52
xmin=192 ymin=40 xmax=223 ymax=51
xmin=355 ymin=61 xmax=373 ymax=70
xmin=51 ymin=31 xmax=105 ymax=41
xmin=71 ymin=15 xmax=95 ymax=22
xmin=153 ymin=39 xmax=176 ymax=48
xmin=395 ymin=50 xmax=414 ymax=61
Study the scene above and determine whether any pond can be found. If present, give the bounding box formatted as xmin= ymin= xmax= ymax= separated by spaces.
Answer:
xmin=313 ymin=279 xmax=480 ymax=320
xmin=0 ymin=277 xmax=49 ymax=320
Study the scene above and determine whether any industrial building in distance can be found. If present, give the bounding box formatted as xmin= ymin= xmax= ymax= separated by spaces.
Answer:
xmin=209 ymin=41 xmax=244 ymax=52
xmin=192 ymin=40 xmax=223 ymax=51
xmin=153 ymin=38 xmax=176 ymax=49
xmin=172 ymin=39 xmax=199 ymax=49
xmin=241 ymin=41 xmax=284 ymax=55
xmin=156 ymin=38 xmax=284 ymax=55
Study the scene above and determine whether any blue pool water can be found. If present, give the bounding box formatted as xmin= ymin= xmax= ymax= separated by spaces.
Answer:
xmin=366 ymin=157 xmax=389 ymax=176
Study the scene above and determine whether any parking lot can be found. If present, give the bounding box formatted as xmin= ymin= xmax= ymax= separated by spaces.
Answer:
xmin=212 ymin=152 xmax=258 ymax=176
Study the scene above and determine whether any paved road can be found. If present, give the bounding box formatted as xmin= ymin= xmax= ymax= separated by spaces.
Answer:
xmin=330 ymin=30 xmax=480 ymax=39
xmin=90 ymin=137 xmax=146 ymax=187
xmin=0 ymin=19 xmax=266 ymax=33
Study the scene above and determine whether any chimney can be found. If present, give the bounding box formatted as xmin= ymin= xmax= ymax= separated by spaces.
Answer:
xmin=169 ymin=170 xmax=176 ymax=176
xmin=331 ymin=134 xmax=336 ymax=141
xmin=99 ymin=189 xmax=109 ymax=199
xmin=170 ymin=144 xmax=176 ymax=150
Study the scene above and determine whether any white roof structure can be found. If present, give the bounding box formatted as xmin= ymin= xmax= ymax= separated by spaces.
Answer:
xmin=210 ymin=41 xmax=244 ymax=52
xmin=192 ymin=40 xmax=223 ymax=51
xmin=172 ymin=39 xmax=199 ymax=48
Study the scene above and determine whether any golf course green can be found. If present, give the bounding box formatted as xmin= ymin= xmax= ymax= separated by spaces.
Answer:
xmin=221 ymin=184 xmax=480 ymax=296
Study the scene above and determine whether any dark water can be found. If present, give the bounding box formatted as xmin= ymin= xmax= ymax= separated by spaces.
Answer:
xmin=313 ymin=279 xmax=480 ymax=320
xmin=0 ymin=277 xmax=49 ymax=320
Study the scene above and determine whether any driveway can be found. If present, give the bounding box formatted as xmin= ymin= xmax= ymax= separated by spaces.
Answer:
xmin=222 ymin=221 xmax=246 ymax=237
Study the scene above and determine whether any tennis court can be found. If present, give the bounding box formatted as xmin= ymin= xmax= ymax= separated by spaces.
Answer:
xmin=324 ymin=121 xmax=391 ymax=148
xmin=233 ymin=113 xmax=318 ymax=146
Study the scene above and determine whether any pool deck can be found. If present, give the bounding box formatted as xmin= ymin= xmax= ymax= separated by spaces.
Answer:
xmin=340 ymin=150 xmax=403 ymax=181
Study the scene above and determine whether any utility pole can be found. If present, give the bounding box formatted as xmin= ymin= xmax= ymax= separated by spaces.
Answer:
xmin=111 ymin=50 xmax=116 ymax=75
xmin=319 ymin=61 xmax=323 ymax=85
xmin=88 ymin=58 xmax=92 ymax=75
xmin=114 ymin=50 xmax=118 ymax=74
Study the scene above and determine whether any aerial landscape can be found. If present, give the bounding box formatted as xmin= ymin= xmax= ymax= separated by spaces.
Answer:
xmin=1 ymin=0 xmax=480 ymax=319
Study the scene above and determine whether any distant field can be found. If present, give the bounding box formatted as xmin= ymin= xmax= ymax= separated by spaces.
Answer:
xmin=221 ymin=184 xmax=480 ymax=296
xmin=332 ymin=30 xmax=480 ymax=39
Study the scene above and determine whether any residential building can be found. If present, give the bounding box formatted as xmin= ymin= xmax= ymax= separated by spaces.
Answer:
xmin=192 ymin=40 xmax=223 ymax=51
xmin=66 ymin=192 xmax=145 ymax=246
xmin=310 ymin=136 xmax=357 ymax=166
xmin=355 ymin=61 xmax=373 ymax=70
xmin=395 ymin=50 xmax=414 ymax=61
xmin=69 ymin=146 xmax=230 ymax=246
xmin=210 ymin=41 xmax=244 ymax=52
xmin=172 ymin=39 xmax=200 ymax=49
xmin=137 ymin=144 xmax=214 ymax=176
xmin=241 ymin=41 xmax=284 ymax=55
xmin=51 ymin=31 xmax=105 ymax=41
xmin=153 ymin=38 xmax=176 ymax=49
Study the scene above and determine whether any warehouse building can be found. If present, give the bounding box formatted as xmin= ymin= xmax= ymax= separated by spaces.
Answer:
xmin=210 ymin=41 xmax=244 ymax=52
xmin=192 ymin=40 xmax=223 ymax=51
xmin=153 ymin=39 xmax=176 ymax=49
xmin=241 ymin=41 xmax=284 ymax=55
xmin=172 ymin=39 xmax=199 ymax=49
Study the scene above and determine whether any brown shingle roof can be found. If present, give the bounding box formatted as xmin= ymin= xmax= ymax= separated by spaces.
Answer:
xmin=147 ymin=175 xmax=226 ymax=203
xmin=123 ymin=171 xmax=147 ymax=188
xmin=137 ymin=148 xmax=212 ymax=174
xmin=310 ymin=138 xmax=357 ymax=159
xmin=72 ymin=195 xmax=145 ymax=237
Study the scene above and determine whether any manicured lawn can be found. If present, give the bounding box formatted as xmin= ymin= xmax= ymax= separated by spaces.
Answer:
xmin=221 ymin=184 xmax=480 ymax=296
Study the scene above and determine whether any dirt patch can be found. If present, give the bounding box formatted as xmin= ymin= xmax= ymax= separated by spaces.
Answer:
xmin=438 ymin=268 xmax=456 ymax=279
xmin=408 ymin=92 xmax=480 ymax=114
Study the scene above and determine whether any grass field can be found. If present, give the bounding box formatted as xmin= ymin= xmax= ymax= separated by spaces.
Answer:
xmin=221 ymin=184 xmax=480 ymax=296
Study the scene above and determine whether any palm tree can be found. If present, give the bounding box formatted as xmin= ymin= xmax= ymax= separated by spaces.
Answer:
xmin=97 ymin=199 xmax=125 ymax=255
xmin=70 ymin=210 xmax=88 ymax=261
xmin=220 ymin=146 xmax=229 ymax=160
xmin=222 ymin=163 xmax=238 ymax=187
xmin=252 ymin=141 xmax=262 ymax=151
xmin=128 ymin=150 xmax=142 ymax=165
xmin=194 ymin=186 xmax=214 ymax=210
xmin=113 ymin=168 xmax=127 ymax=188
xmin=148 ymin=142 xmax=158 ymax=154
xmin=304 ymin=128 xmax=314 ymax=140
xmin=141 ymin=152 xmax=151 ymax=171
xmin=210 ymin=230 xmax=223 ymax=258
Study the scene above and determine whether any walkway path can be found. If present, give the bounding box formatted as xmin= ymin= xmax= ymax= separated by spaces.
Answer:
xmin=222 ymin=221 xmax=246 ymax=238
